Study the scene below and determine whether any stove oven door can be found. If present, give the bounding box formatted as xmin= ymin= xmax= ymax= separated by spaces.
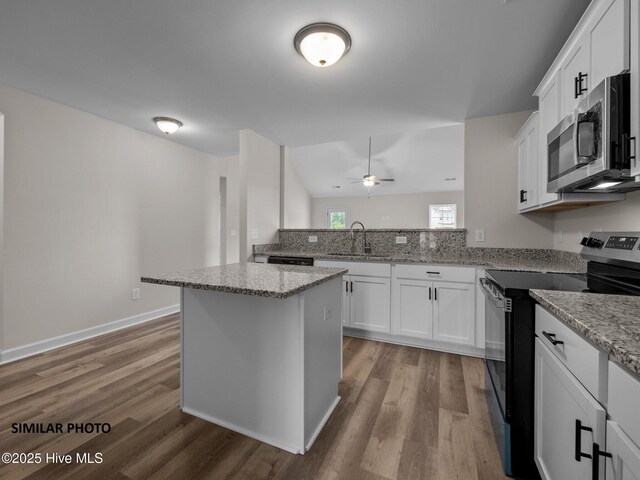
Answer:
xmin=480 ymin=278 xmax=512 ymax=475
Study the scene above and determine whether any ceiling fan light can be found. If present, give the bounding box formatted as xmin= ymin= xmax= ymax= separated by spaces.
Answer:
xmin=363 ymin=175 xmax=376 ymax=187
xmin=153 ymin=116 xmax=183 ymax=135
xmin=294 ymin=23 xmax=351 ymax=67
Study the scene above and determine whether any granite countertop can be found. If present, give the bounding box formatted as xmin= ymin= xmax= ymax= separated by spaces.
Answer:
xmin=531 ymin=290 xmax=640 ymax=376
xmin=256 ymin=250 xmax=584 ymax=274
xmin=141 ymin=263 xmax=347 ymax=299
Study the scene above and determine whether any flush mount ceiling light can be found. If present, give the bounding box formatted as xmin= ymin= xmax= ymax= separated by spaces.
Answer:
xmin=153 ymin=116 xmax=183 ymax=135
xmin=294 ymin=23 xmax=351 ymax=67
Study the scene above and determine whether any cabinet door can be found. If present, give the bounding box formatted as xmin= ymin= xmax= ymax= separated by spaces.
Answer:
xmin=517 ymin=136 xmax=530 ymax=211
xmin=432 ymin=281 xmax=474 ymax=345
xmin=630 ymin=0 xmax=640 ymax=177
xmin=526 ymin=119 xmax=539 ymax=207
xmin=350 ymin=276 xmax=391 ymax=333
xmin=606 ymin=421 xmax=640 ymax=480
xmin=342 ymin=276 xmax=351 ymax=326
xmin=393 ymin=278 xmax=433 ymax=338
xmin=587 ymin=0 xmax=629 ymax=90
xmin=560 ymin=38 xmax=589 ymax=116
xmin=534 ymin=339 xmax=606 ymax=480
xmin=537 ymin=72 xmax=562 ymax=206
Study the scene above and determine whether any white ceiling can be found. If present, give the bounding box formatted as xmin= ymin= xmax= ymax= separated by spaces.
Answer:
xmin=292 ymin=125 xmax=464 ymax=198
xmin=0 ymin=0 xmax=589 ymax=157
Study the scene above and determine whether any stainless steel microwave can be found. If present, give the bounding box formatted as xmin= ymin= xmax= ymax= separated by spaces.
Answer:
xmin=547 ymin=73 xmax=639 ymax=193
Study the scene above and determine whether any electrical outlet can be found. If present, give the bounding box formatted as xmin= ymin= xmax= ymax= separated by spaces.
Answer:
xmin=475 ymin=229 xmax=485 ymax=242
xmin=395 ymin=236 xmax=407 ymax=244
xmin=309 ymin=235 xmax=318 ymax=243
xmin=131 ymin=288 xmax=140 ymax=300
xmin=558 ymin=230 xmax=563 ymax=242
xmin=324 ymin=307 xmax=333 ymax=320
xmin=251 ymin=228 xmax=259 ymax=240
xmin=577 ymin=231 xmax=583 ymax=241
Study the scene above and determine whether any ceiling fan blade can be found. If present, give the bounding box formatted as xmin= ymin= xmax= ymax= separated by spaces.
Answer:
xmin=350 ymin=180 xmax=363 ymax=184
xmin=379 ymin=178 xmax=395 ymax=182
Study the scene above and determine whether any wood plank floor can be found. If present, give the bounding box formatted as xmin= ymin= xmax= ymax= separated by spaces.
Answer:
xmin=0 ymin=315 xmax=509 ymax=480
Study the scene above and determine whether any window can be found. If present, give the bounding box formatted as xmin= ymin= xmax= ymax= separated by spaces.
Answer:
xmin=429 ymin=204 xmax=457 ymax=229
xmin=327 ymin=207 xmax=349 ymax=229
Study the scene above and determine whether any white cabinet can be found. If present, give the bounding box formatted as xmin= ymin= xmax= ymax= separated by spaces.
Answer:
xmin=560 ymin=39 xmax=589 ymax=116
xmin=586 ymin=0 xmax=630 ymax=90
xmin=516 ymin=112 xmax=539 ymax=211
xmin=534 ymin=339 xmax=607 ymax=480
xmin=316 ymin=260 xmax=391 ymax=333
xmin=392 ymin=265 xmax=475 ymax=346
xmin=606 ymin=361 xmax=640 ymax=480
xmin=605 ymin=421 xmax=640 ymax=480
xmin=348 ymin=275 xmax=391 ymax=333
xmin=432 ymin=281 xmax=475 ymax=345
xmin=395 ymin=278 xmax=432 ymax=338
xmin=631 ymin=0 xmax=640 ymax=177
xmin=536 ymin=72 xmax=562 ymax=206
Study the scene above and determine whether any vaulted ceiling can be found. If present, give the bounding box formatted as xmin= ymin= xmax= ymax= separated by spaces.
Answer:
xmin=0 ymin=0 xmax=589 ymax=157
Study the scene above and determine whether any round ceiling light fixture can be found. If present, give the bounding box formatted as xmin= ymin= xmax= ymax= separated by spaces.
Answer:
xmin=294 ymin=23 xmax=351 ymax=67
xmin=153 ymin=116 xmax=183 ymax=135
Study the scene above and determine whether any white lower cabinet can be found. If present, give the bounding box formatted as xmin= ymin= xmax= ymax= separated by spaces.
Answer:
xmin=392 ymin=267 xmax=475 ymax=347
xmin=348 ymin=275 xmax=391 ymax=333
xmin=535 ymin=306 xmax=640 ymax=480
xmin=534 ymin=338 xmax=606 ymax=480
xmin=606 ymin=420 xmax=640 ymax=480
xmin=394 ymin=278 xmax=433 ymax=338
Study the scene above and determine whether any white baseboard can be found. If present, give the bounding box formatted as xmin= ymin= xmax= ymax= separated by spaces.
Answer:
xmin=343 ymin=327 xmax=485 ymax=358
xmin=0 ymin=304 xmax=180 ymax=365
xmin=305 ymin=395 xmax=341 ymax=452
xmin=182 ymin=407 xmax=303 ymax=455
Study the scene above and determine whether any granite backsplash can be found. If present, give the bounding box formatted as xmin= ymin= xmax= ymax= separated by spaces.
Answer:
xmin=253 ymin=228 xmax=587 ymax=271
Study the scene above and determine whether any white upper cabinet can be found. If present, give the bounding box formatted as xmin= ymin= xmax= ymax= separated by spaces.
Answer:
xmin=560 ymin=39 xmax=589 ymax=117
xmin=537 ymin=72 xmax=562 ymax=206
xmin=586 ymin=0 xmax=630 ymax=90
xmin=516 ymin=112 xmax=539 ymax=211
xmin=631 ymin=0 xmax=640 ymax=177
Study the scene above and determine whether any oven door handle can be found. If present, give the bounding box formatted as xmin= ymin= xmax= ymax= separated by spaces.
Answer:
xmin=479 ymin=278 xmax=511 ymax=312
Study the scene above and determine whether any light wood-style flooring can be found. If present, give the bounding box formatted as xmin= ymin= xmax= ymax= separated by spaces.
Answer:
xmin=0 ymin=314 xmax=509 ymax=480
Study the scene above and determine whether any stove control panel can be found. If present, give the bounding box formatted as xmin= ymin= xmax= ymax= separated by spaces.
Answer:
xmin=581 ymin=231 xmax=640 ymax=266
xmin=605 ymin=236 xmax=639 ymax=250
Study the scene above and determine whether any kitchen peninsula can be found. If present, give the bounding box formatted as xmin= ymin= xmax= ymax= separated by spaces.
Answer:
xmin=141 ymin=263 xmax=347 ymax=454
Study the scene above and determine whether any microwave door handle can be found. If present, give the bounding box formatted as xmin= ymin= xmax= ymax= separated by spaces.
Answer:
xmin=575 ymin=119 xmax=591 ymax=166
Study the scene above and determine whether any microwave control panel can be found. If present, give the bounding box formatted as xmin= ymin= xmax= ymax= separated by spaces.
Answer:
xmin=605 ymin=236 xmax=639 ymax=250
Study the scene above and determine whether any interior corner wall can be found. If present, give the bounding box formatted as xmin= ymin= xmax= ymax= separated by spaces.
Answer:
xmin=310 ymin=191 xmax=465 ymax=229
xmin=239 ymin=129 xmax=280 ymax=261
xmin=283 ymin=148 xmax=311 ymax=228
xmin=224 ymin=156 xmax=240 ymax=264
xmin=464 ymin=111 xmax=554 ymax=248
xmin=553 ymin=190 xmax=640 ymax=252
xmin=0 ymin=113 xmax=4 ymax=352
xmin=0 ymin=82 xmax=228 ymax=351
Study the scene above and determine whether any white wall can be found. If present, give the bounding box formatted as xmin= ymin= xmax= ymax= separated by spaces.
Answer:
xmin=464 ymin=111 xmax=555 ymax=248
xmin=0 ymin=82 xmax=231 ymax=351
xmin=553 ymin=190 xmax=640 ymax=252
xmin=310 ymin=191 xmax=464 ymax=229
xmin=239 ymin=129 xmax=280 ymax=261
xmin=283 ymin=148 xmax=311 ymax=228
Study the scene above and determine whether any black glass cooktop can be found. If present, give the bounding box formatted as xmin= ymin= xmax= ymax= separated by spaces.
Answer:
xmin=486 ymin=270 xmax=588 ymax=297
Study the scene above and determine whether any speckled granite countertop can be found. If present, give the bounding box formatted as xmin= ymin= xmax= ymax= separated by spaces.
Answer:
xmin=141 ymin=263 xmax=347 ymax=299
xmin=531 ymin=290 xmax=640 ymax=376
xmin=256 ymin=251 xmax=585 ymax=274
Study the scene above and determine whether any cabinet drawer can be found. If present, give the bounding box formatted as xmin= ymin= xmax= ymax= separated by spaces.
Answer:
xmin=393 ymin=264 xmax=475 ymax=283
xmin=535 ymin=305 xmax=607 ymax=401
xmin=314 ymin=260 xmax=390 ymax=278
xmin=608 ymin=361 xmax=640 ymax=448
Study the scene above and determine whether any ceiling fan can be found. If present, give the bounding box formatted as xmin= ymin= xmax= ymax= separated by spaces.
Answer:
xmin=349 ymin=137 xmax=395 ymax=187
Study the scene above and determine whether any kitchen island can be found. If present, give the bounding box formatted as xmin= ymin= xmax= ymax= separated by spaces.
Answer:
xmin=142 ymin=263 xmax=347 ymax=454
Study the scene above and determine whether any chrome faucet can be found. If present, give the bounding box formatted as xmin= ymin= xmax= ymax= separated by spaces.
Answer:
xmin=350 ymin=221 xmax=371 ymax=254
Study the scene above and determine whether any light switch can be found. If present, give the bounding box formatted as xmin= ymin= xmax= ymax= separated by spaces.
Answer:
xmin=475 ymin=229 xmax=485 ymax=242
xmin=309 ymin=236 xmax=318 ymax=243
xmin=251 ymin=228 xmax=259 ymax=240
